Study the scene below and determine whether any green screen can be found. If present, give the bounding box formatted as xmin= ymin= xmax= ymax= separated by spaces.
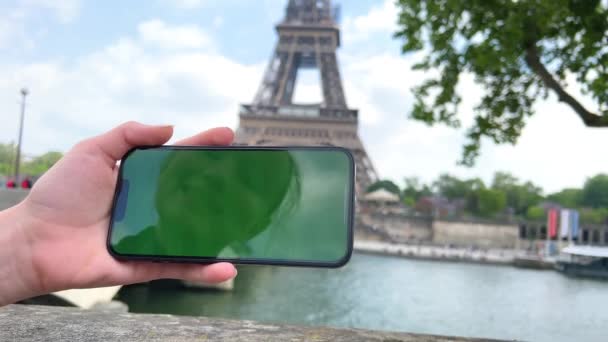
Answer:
xmin=108 ymin=147 xmax=353 ymax=266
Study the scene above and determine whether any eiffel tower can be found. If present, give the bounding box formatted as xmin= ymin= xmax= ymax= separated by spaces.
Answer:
xmin=235 ymin=0 xmax=378 ymax=193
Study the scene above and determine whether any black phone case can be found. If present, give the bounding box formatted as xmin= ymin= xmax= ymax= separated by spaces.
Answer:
xmin=106 ymin=145 xmax=355 ymax=268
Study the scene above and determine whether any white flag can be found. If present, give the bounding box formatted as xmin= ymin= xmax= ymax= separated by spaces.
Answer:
xmin=560 ymin=209 xmax=570 ymax=238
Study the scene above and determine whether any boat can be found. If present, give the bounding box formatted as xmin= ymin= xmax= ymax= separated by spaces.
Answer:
xmin=555 ymin=245 xmax=608 ymax=280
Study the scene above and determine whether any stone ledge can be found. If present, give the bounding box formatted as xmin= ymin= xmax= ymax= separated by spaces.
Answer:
xmin=0 ymin=304 xmax=506 ymax=342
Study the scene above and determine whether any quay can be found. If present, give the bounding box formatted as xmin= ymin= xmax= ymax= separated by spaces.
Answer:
xmin=354 ymin=240 xmax=518 ymax=266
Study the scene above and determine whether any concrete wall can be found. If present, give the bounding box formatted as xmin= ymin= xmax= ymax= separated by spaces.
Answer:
xmin=359 ymin=213 xmax=433 ymax=243
xmin=432 ymin=220 xmax=519 ymax=249
xmin=0 ymin=189 xmax=28 ymax=210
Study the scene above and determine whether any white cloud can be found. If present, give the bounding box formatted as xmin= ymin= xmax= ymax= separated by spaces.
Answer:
xmin=20 ymin=0 xmax=81 ymax=23
xmin=212 ymin=15 xmax=224 ymax=29
xmin=342 ymin=52 xmax=429 ymax=125
xmin=0 ymin=9 xmax=24 ymax=49
xmin=0 ymin=20 xmax=263 ymax=160
xmin=0 ymin=0 xmax=79 ymax=49
xmin=160 ymin=0 xmax=205 ymax=9
xmin=342 ymin=0 xmax=398 ymax=43
xmin=138 ymin=19 xmax=213 ymax=50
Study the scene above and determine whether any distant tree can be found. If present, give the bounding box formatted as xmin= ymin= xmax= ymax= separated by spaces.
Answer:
xmin=367 ymin=179 xmax=401 ymax=195
xmin=476 ymin=188 xmax=507 ymax=218
xmin=402 ymin=177 xmax=432 ymax=202
xmin=581 ymin=174 xmax=608 ymax=208
xmin=0 ymin=143 xmax=17 ymax=176
xmin=402 ymin=197 xmax=416 ymax=207
xmin=433 ymin=174 xmax=484 ymax=200
xmin=491 ymin=172 xmax=543 ymax=216
xmin=0 ymin=143 xmax=62 ymax=177
xmin=579 ymin=207 xmax=608 ymax=224
xmin=526 ymin=206 xmax=545 ymax=221
xmin=22 ymin=152 xmax=63 ymax=176
xmin=546 ymin=188 xmax=583 ymax=208
xmin=395 ymin=0 xmax=608 ymax=165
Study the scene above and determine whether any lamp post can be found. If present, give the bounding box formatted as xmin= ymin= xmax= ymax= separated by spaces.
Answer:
xmin=14 ymin=88 xmax=28 ymax=183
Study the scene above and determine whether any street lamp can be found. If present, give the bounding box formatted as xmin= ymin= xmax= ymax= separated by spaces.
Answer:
xmin=14 ymin=88 xmax=28 ymax=183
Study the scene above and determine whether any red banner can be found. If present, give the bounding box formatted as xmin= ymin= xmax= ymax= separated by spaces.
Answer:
xmin=548 ymin=209 xmax=558 ymax=239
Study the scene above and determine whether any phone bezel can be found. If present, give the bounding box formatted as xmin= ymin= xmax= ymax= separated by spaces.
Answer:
xmin=106 ymin=145 xmax=355 ymax=268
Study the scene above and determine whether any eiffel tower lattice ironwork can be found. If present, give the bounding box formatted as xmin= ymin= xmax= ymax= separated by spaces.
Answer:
xmin=235 ymin=0 xmax=379 ymax=192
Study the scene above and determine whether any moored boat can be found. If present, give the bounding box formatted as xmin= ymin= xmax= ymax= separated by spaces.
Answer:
xmin=556 ymin=245 xmax=608 ymax=280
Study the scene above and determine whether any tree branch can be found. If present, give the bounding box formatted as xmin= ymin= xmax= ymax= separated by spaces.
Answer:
xmin=524 ymin=44 xmax=608 ymax=127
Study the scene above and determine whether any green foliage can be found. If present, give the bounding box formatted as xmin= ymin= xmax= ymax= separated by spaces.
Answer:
xmin=526 ymin=206 xmax=545 ymax=221
xmin=491 ymin=172 xmax=543 ymax=215
xmin=433 ymin=174 xmax=484 ymax=200
xmin=547 ymin=188 xmax=583 ymax=208
xmin=579 ymin=207 xmax=608 ymax=225
xmin=22 ymin=152 xmax=63 ymax=176
xmin=476 ymin=188 xmax=507 ymax=218
xmin=0 ymin=143 xmax=62 ymax=177
xmin=395 ymin=0 xmax=608 ymax=165
xmin=581 ymin=174 xmax=608 ymax=208
xmin=377 ymin=171 xmax=607 ymax=221
xmin=402 ymin=177 xmax=432 ymax=201
xmin=402 ymin=197 xmax=415 ymax=207
xmin=367 ymin=180 xmax=401 ymax=195
xmin=0 ymin=143 xmax=17 ymax=176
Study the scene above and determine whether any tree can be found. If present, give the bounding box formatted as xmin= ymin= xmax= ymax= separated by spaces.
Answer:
xmin=0 ymin=143 xmax=17 ymax=176
xmin=402 ymin=177 xmax=432 ymax=202
xmin=526 ymin=205 xmax=545 ymax=221
xmin=433 ymin=173 xmax=484 ymax=200
xmin=547 ymin=188 xmax=583 ymax=207
xmin=395 ymin=0 xmax=608 ymax=165
xmin=367 ymin=179 xmax=401 ymax=195
xmin=22 ymin=152 xmax=63 ymax=176
xmin=581 ymin=174 xmax=608 ymax=208
xmin=491 ymin=172 xmax=543 ymax=215
xmin=476 ymin=188 xmax=507 ymax=218
xmin=579 ymin=207 xmax=608 ymax=224
xmin=0 ymin=143 xmax=62 ymax=177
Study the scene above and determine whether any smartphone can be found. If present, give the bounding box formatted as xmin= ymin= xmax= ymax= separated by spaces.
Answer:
xmin=107 ymin=146 xmax=355 ymax=267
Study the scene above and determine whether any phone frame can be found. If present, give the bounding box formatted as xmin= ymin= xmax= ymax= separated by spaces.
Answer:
xmin=107 ymin=145 xmax=355 ymax=268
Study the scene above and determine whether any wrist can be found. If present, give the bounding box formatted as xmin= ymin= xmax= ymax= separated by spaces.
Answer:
xmin=0 ymin=203 xmax=39 ymax=306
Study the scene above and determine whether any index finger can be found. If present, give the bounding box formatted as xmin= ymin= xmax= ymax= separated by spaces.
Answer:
xmin=174 ymin=127 xmax=235 ymax=146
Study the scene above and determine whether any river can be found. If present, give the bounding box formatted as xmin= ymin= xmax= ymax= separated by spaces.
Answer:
xmin=117 ymin=253 xmax=608 ymax=342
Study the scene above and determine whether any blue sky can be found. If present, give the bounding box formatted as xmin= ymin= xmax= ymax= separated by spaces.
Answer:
xmin=1 ymin=0 xmax=607 ymax=193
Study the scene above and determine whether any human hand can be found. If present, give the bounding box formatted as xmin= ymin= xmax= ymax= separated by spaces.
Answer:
xmin=0 ymin=122 xmax=237 ymax=306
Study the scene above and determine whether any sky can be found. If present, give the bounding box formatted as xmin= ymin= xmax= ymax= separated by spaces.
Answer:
xmin=0 ymin=0 xmax=606 ymax=194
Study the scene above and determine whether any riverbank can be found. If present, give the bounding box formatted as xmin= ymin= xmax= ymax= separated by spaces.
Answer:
xmin=354 ymin=240 xmax=536 ymax=267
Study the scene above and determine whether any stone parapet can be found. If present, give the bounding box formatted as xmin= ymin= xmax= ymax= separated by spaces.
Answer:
xmin=0 ymin=304 xmax=506 ymax=342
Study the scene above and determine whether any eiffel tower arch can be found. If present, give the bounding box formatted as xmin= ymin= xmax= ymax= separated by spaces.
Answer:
xmin=235 ymin=0 xmax=379 ymax=193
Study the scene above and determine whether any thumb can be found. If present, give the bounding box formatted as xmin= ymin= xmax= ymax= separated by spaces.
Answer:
xmin=79 ymin=121 xmax=174 ymax=166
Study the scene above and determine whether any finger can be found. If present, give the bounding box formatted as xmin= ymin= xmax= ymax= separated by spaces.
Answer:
xmin=175 ymin=127 xmax=234 ymax=146
xmin=77 ymin=122 xmax=174 ymax=167
xmin=127 ymin=262 xmax=238 ymax=284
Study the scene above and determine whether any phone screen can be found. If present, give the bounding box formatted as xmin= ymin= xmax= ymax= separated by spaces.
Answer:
xmin=108 ymin=147 xmax=354 ymax=267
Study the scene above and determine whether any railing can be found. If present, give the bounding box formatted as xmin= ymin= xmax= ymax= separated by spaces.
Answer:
xmin=240 ymin=104 xmax=358 ymax=121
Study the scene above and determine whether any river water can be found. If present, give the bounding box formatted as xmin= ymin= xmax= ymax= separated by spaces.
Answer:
xmin=117 ymin=253 xmax=608 ymax=342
